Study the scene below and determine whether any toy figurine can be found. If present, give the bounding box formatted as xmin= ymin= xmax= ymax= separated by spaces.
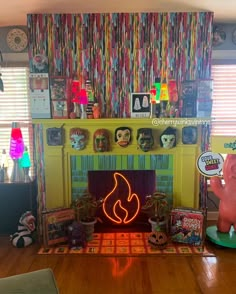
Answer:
xmin=70 ymin=128 xmax=88 ymax=150
xmin=160 ymin=127 xmax=176 ymax=149
xmin=93 ymin=129 xmax=110 ymax=152
xmin=137 ymin=128 xmax=154 ymax=152
xmin=10 ymin=211 xmax=36 ymax=248
xmin=67 ymin=221 xmax=86 ymax=249
xmin=115 ymin=127 xmax=131 ymax=147
xmin=92 ymin=103 xmax=101 ymax=119
xmin=210 ymin=154 xmax=236 ymax=233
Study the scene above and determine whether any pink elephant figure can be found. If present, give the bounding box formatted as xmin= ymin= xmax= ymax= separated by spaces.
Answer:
xmin=210 ymin=154 xmax=236 ymax=233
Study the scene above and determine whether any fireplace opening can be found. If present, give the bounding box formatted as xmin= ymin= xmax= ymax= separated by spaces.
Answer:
xmin=88 ymin=170 xmax=156 ymax=232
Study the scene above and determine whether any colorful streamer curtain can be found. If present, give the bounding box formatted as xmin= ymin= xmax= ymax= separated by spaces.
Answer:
xmin=27 ymin=12 xmax=213 ymax=118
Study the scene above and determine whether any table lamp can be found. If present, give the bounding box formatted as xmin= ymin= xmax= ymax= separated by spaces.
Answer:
xmin=9 ymin=122 xmax=24 ymax=182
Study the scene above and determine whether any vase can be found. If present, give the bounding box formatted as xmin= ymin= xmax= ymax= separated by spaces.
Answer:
xmin=148 ymin=217 xmax=168 ymax=233
xmin=80 ymin=218 xmax=97 ymax=241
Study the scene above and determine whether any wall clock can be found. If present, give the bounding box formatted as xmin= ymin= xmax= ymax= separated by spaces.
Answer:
xmin=6 ymin=28 xmax=28 ymax=52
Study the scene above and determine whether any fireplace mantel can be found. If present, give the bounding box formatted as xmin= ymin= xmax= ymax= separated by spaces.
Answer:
xmin=33 ymin=118 xmax=207 ymax=209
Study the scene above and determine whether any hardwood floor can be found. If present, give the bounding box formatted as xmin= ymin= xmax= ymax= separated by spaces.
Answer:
xmin=0 ymin=226 xmax=236 ymax=294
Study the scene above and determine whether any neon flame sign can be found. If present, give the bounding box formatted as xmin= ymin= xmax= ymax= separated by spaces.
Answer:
xmin=102 ymin=172 xmax=140 ymax=224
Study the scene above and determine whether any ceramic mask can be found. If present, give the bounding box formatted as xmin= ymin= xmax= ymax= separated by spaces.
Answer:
xmin=94 ymin=129 xmax=110 ymax=152
xmin=70 ymin=128 xmax=87 ymax=150
xmin=137 ymin=128 xmax=154 ymax=152
xmin=115 ymin=127 xmax=131 ymax=147
xmin=161 ymin=134 xmax=176 ymax=149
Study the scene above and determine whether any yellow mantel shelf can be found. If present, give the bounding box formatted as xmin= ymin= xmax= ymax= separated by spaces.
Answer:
xmin=33 ymin=117 xmax=205 ymax=209
xmin=33 ymin=117 xmax=211 ymax=126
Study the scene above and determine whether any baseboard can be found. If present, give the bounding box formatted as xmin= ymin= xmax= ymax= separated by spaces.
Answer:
xmin=207 ymin=211 xmax=219 ymax=221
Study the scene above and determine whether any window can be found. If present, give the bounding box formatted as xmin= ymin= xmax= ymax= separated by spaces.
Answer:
xmin=0 ymin=67 xmax=33 ymax=180
xmin=211 ymin=64 xmax=236 ymax=136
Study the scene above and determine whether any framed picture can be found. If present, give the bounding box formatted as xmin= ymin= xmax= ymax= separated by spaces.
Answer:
xmin=50 ymin=76 xmax=71 ymax=101
xmin=180 ymin=81 xmax=197 ymax=100
xmin=46 ymin=127 xmax=64 ymax=146
xmin=42 ymin=208 xmax=75 ymax=247
xmin=51 ymin=100 xmax=69 ymax=119
xmin=30 ymin=73 xmax=51 ymax=119
xmin=130 ymin=93 xmax=151 ymax=118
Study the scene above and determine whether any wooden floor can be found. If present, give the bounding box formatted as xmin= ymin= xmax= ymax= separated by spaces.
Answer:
xmin=0 ymin=225 xmax=236 ymax=294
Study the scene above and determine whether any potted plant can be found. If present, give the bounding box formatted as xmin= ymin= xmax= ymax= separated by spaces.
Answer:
xmin=141 ymin=191 xmax=169 ymax=232
xmin=71 ymin=191 xmax=103 ymax=241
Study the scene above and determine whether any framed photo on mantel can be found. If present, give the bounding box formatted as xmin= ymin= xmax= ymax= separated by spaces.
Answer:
xmin=130 ymin=93 xmax=151 ymax=118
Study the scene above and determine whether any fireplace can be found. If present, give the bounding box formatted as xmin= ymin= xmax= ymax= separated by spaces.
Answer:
xmin=71 ymin=154 xmax=173 ymax=232
xmin=33 ymin=118 xmax=201 ymax=213
xmin=88 ymin=170 xmax=156 ymax=232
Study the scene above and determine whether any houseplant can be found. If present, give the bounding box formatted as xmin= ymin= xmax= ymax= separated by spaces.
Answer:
xmin=141 ymin=191 xmax=169 ymax=232
xmin=71 ymin=191 xmax=103 ymax=241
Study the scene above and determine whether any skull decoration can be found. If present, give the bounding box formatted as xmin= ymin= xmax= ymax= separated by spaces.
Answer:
xmin=115 ymin=127 xmax=131 ymax=147
xmin=148 ymin=231 xmax=168 ymax=250
xmin=70 ymin=128 xmax=88 ymax=150
xmin=93 ymin=128 xmax=110 ymax=152
xmin=137 ymin=128 xmax=154 ymax=152
xmin=160 ymin=127 xmax=176 ymax=149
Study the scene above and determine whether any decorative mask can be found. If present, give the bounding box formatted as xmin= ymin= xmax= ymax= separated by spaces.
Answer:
xmin=182 ymin=126 xmax=197 ymax=144
xmin=70 ymin=128 xmax=88 ymax=150
xmin=93 ymin=129 xmax=110 ymax=152
xmin=115 ymin=127 xmax=131 ymax=147
xmin=137 ymin=128 xmax=154 ymax=152
xmin=160 ymin=127 xmax=176 ymax=149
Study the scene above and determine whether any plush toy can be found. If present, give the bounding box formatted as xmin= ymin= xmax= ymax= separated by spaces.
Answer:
xmin=210 ymin=154 xmax=236 ymax=233
xmin=10 ymin=211 xmax=36 ymax=248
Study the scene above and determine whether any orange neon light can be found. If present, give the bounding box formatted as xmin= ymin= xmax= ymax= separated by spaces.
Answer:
xmin=102 ymin=172 xmax=140 ymax=224
xmin=110 ymin=257 xmax=133 ymax=277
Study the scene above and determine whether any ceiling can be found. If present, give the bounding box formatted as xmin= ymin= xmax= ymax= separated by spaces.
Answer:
xmin=0 ymin=0 xmax=235 ymax=27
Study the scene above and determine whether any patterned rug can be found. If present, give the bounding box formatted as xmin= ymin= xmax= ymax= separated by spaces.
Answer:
xmin=38 ymin=232 xmax=215 ymax=256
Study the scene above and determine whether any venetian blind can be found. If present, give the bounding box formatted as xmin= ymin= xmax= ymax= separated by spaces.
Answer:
xmin=211 ymin=64 xmax=236 ymax=136
xmin=0 ymin=67 xmax=34 ymax=178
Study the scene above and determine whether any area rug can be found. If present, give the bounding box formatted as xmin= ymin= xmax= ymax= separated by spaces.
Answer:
xmin=38 ymin=232 xmax=215 ymax=257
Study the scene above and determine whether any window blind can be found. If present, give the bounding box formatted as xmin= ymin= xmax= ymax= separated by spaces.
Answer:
xmin=0 ymin=67 xmax=34 ymax=179
xmin=211 ymin=64 xmax=236 ymax=136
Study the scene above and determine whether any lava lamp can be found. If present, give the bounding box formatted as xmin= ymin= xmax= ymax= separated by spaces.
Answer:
xmin=71 ymin=80 xmax=81 ymax=118
xmin=19 ymin=146 xmax=31 ymax=182
xmin=154 ymin=78 xmax=161 ymax=103
xmin=79 ymin=88 xmax=88 ymax=119
xmin=9 ymin=122 xmax=24 ymax=182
